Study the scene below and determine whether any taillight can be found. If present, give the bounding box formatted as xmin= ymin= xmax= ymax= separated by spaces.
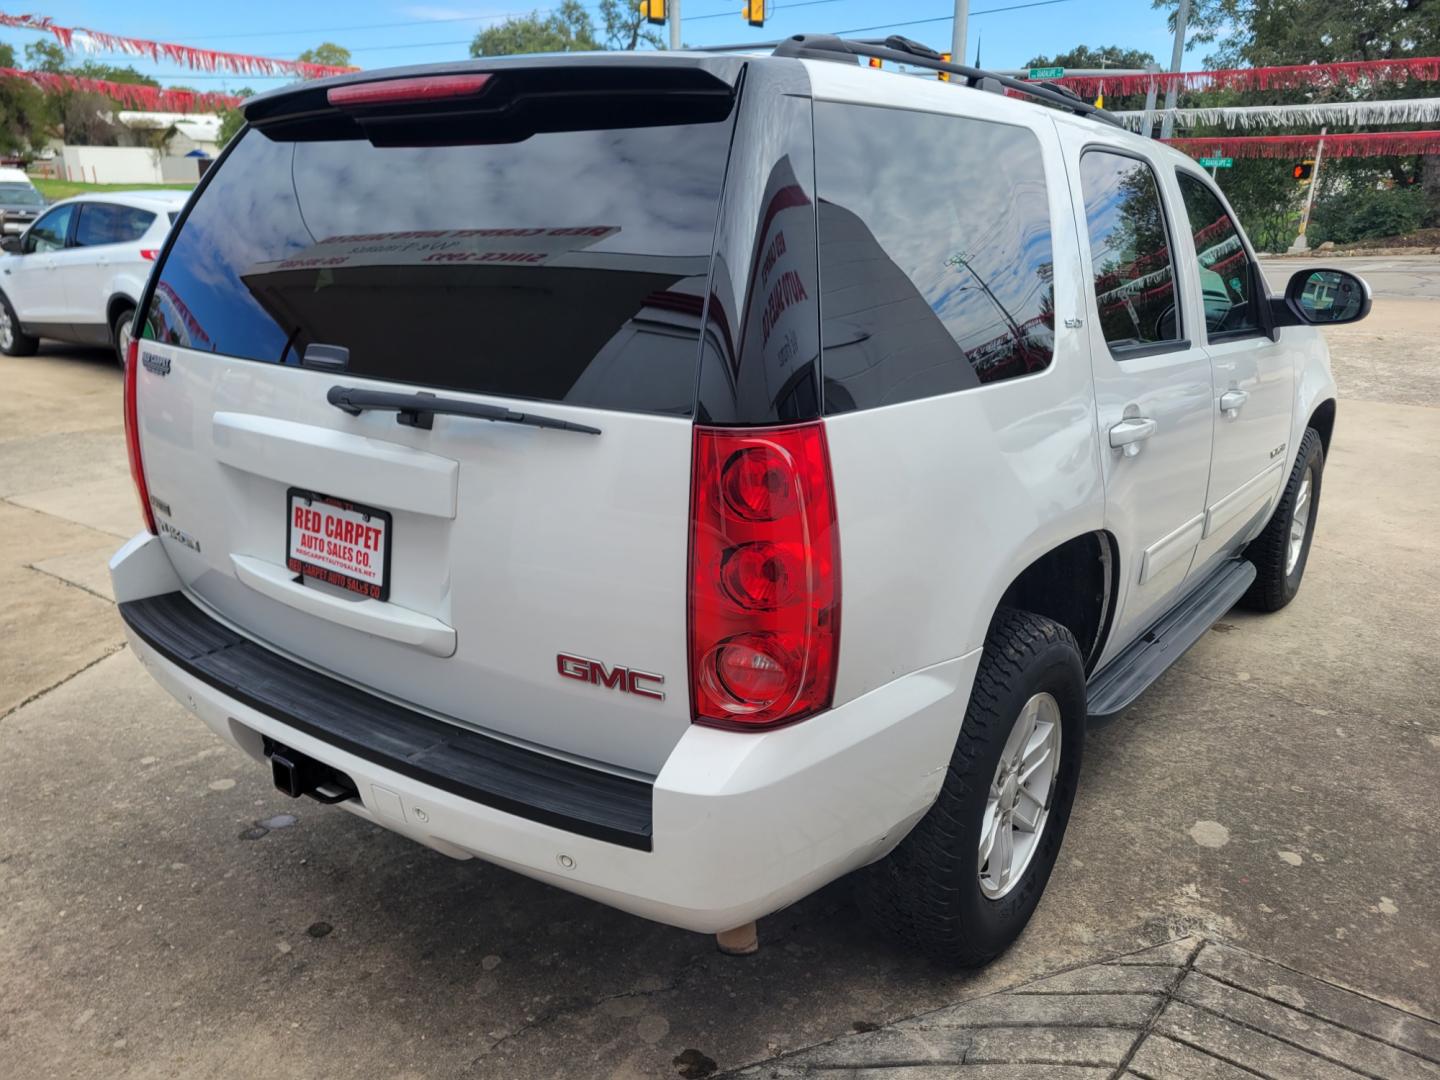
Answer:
xmin=123 ymin=337 xmax=157 ymax=535
xmin=327 ymin=73 xmax=493 ymax=109
xmin=139 ymin=249 xmax=159 ymax=261
xmin=689 ymin=423 xmax=840 ymax=729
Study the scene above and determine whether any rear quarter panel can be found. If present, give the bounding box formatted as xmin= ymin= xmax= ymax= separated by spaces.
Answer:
xmin=806 ymin=63 xmax=1106 ymax=705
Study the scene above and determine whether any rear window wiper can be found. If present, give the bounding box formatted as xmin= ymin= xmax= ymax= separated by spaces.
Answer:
xmin=326 ymin=386 xmax=601 ymax=435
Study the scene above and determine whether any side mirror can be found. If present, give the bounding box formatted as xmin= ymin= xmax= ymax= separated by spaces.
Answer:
xmin=0 ymin=235 xmax=19 ymax=254
xmin=1284 ymin=268 xmax=1371 ymax=326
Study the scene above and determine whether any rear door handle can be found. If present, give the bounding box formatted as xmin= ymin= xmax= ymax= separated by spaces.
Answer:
xmin=1109 ymin=417 xmax=1157 ymax=458
xmin=1219 ymin=389 xmax=1249 ymax=418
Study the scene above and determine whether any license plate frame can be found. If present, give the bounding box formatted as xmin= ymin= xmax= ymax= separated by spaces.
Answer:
xmin=285 ymin=487 xmax=393 ymax=602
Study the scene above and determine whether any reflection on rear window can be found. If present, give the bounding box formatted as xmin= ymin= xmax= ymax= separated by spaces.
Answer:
xmin=145 ymin=112 xmax=736 ymax=415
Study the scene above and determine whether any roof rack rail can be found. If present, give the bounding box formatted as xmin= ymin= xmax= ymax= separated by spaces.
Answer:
xmin=760 ymin=33 xmax=1123 ymax=128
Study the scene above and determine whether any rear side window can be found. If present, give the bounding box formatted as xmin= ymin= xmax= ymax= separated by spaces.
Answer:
xmin=1175 ymin=172 xmax=1262 ymax=338
xmin=815 ymin=102 xmax=1055 ymax=414
xmin=1078 ymin=151 xmax=1182 ymax=352
xmin=146 ymin=102 xmax=736 ymax=415
xmin=74 ymin=203 xmax=156 ymax=247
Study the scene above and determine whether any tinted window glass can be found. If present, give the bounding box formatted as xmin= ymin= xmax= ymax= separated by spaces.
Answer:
xmin=1176 ymin=172 xmax=1261 ymax=337
xmin=815 ymin=103 xmax=1054 ymax=413
xmin=74 ymin=203 xmax=156 ymax=247
xmin=1078 ymin=151 xmax=1181 ymax=350
xmin=23 ymin=204 xmax=73 ymax=254
xmin=146 ymin=107 xmax=735 ymax=415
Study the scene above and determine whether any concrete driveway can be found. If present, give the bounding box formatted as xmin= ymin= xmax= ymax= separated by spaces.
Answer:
xmin=1 ymin=270 xmax=1438 ymax=1078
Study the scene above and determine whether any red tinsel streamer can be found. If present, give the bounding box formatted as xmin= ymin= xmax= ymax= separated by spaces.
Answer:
xmin=0 ymin=66 xmax=241 ymax=111
xmin=0 ymin=11 xmax=354 ymax=78
xmin=1028 ymin=56 xmax=1440 ymax=98
xmin=1165 ymin=131 xmax=1440 ymax=159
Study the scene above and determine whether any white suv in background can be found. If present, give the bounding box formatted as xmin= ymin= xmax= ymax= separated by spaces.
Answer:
xmin=110 ymin=39 xmax=1369 ymax=965
xmin=0 ymin=189 xmax=188 ymax=365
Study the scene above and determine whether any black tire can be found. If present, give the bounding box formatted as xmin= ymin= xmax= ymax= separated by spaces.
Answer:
xmin=1241 ymin=427 xmax=1324 ymax=613
xmin=856 ymin=608 xmax=1086 ymax=966
xmin=110 ymin=305 xmax=135 ymax=369
xmin=0 ymin=291 xmax=38 ymax=356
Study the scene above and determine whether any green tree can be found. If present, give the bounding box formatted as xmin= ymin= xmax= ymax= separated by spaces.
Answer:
xmin=1026 ymin=44 xmax=1159 ymax=109
xmin=1025 ymin=44 xmax=1156 ymax=71
xmin=598 ymin=0 xmax=665 ymax=50
xmin=24 ymin=41 xmax=66 ymax=74
xmin=298 ymin=43 xmax=352 ymax=68
xmin=1152 ymin=0 xmax=1440 ymax=226
xmin=0 ymin=44 xmax=50 ymax=155
xmin=216 ymin=88 xmax=256 ymax=148
xmin=70 ymin=62 xmax=160 ymax=87
xmin=470 ymin=1 xmax=601 ymax=56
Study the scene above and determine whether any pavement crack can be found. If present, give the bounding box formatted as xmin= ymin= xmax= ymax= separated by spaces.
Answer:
xmin=0 ymin=643 xmax=126 ymax=723
xmin=1179 ymin=996 xmax=1392 ymax=1080
xmin=23 ymin=561 xmax=115 ymax=605
xmin=1106 ymin=937 xmax=1203 ymax=1080
xmin=1195 ymin=968 xmax=1440 ymax=1062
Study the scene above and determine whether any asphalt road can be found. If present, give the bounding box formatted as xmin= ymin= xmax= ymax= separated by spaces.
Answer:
xmin=1260 ymin=251 xmax=1440 ymax=299
xmin=1 ymin=265 xmax=1437 ymax=1079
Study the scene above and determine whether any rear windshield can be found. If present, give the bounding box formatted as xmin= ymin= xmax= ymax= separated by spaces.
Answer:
xmin=145 ymin=101 xmax=736 ymax=415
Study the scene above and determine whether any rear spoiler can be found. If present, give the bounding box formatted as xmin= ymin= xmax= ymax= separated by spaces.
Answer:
xmin=243 ymin=54 xmax=746 ymax=129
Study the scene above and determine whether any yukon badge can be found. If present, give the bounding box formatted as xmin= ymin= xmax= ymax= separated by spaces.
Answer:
xmin=557 ymin=653 xmax=665 ymax=701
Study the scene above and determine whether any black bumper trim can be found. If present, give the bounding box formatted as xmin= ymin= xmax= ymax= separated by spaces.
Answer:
xmin=119 ymin=592 xmax=654 ymax=850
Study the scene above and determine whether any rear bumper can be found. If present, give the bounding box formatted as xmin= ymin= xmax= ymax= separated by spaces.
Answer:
xmin=113 ymin=533 xmax=978 ymax=933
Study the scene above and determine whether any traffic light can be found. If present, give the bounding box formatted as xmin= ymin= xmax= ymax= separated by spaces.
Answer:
xmin=1293 ymin=160 xmax=1314 ymax=182
xmin=639 ymin=0 xmax=665 ymax=25
xmin=743 ymin=0 xmax=766 ymax=27
xmin=938 ymin=52 xmax=951 ymax=82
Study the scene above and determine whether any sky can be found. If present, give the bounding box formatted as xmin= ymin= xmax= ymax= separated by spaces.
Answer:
xmin=0 ymin=1 xmax=1188 ymax=92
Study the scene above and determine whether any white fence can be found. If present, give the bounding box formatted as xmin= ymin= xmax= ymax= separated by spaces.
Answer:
xmin=52 ymin=146 xmax=201 ymax=185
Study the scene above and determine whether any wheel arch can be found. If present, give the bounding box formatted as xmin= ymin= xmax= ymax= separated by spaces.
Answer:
xmin=106 ymin=291 xmax=139 ymax=333
xmin=995 ymin=530 xmax=1118 ymax=676
xmin=1308 ymin=397 xmax=1336 ymax=456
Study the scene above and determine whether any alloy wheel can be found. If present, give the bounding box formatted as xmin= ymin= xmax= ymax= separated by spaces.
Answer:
xmin=979 ymin=691 xmax=1062 ymax=900
xmin=1286 ymin=468 xmax=1313 ymax=575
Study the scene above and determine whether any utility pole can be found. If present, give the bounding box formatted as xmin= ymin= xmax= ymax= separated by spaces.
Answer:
xmin=1140 ymin=63 xmax=1160 ymax=138
xmin=951 ymin=0 xmax=969 ymax=76
xmin=1160 ymin=0 xmax=1190 ymax=140
xmin=1290 ymin=126 xmax=1328 ymax=253
xmin=669 ymin=0 xmax=681 ymax=51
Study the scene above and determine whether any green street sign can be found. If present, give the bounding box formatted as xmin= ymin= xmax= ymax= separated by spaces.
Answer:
xmin=1028 ymin=66 xmax=1065 ymax=80
xmin=1199 ymin=156 xmax=1234 ymax=168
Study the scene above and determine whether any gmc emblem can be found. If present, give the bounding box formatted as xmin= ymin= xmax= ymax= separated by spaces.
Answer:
xmin=557 ymin=653 xmax=665 ymax=701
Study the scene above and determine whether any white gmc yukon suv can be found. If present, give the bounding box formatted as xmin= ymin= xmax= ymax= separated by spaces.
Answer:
xmin=110 ymin=38 xmax=1370 ymax=965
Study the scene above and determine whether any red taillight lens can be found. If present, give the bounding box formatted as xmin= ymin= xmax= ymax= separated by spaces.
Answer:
xmin=327 ymin=74 xmax=493 ymax=109
xmin=123 ymin=337 xmax=157 ymax=535
xmin=689 ymin=423 xmax=840 ymax=729
xmin=139 ymin=249 xmax=159 ymax=261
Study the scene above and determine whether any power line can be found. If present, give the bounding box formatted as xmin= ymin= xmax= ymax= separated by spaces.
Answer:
xmin=834 ymin=0 xmax=1075 ymax=36
xmin=153 ymin=0 xmax=747 ymax=43
xmin=43 ymin=0 xmax=1081 ymax=83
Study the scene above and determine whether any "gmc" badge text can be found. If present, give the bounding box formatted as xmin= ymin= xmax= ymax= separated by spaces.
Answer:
xmin=557 ymin=653 xmax=665 ymax=701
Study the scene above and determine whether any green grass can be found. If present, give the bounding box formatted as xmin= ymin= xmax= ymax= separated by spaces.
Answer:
xmin=32 ymin=178 xmax=196 ymax=201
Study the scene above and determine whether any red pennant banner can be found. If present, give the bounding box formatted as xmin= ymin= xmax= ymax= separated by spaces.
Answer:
xmin=1026 ymin=56 xmax=1440 ymax=98
xmin=0 ymin=66 xmax=242 ymax=111
xmin=1165 ymin=131 xmax=1440 ymax=159
xmin=0 ymin=11 xmax=354 ymax=78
